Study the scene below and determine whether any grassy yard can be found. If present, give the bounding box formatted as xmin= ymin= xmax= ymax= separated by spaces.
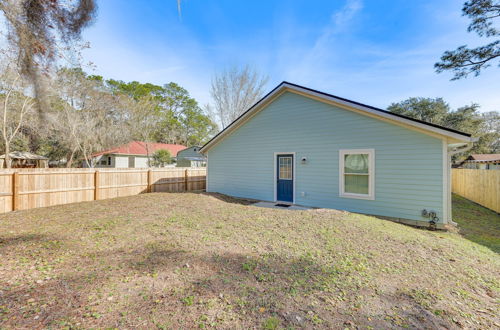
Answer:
xmin=0 ymin=193 xmax=498 ymax=329
xmin=452 ymin=194 xmax=500 ymax=253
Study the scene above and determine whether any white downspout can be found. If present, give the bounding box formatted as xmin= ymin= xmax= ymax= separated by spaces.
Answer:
xmin=447 ymin=143 xmax=474 ymax=226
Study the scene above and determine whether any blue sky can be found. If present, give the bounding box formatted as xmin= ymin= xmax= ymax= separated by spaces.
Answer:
xmin=82 ymin=0 xmax=499 ymax=112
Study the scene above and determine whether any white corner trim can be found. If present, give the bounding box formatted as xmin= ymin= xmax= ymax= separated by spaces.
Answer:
xmin=205 ymin=152 xmax=209 ymax=192
xmin=339 ymin=149 xmax=375 ymax=200
xmin=442 ymin=140 xmax=449 ymax=224
xmin=273 ymin=152 xmax=296 ymax=204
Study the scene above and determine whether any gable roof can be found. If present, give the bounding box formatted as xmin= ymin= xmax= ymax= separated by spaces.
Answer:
xmin=466 ymin=154 xmax=500 ymax=162
xmin=178 ymin=146 xmax=201 ymax=153
xmin=200 ymin=82 xmax=474 ymax=153
xmin=92 ymin=141 xmax=187 ymax=158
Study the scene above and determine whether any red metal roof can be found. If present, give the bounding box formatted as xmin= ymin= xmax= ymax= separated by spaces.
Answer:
xmin=92 ymin=141 xmax=187 ymax=157
xmin=467 ymin=154 xmax=500 ymax=162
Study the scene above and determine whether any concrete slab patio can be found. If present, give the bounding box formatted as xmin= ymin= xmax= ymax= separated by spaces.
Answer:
xmin=252 ymin=201 xmax=311 ymax=210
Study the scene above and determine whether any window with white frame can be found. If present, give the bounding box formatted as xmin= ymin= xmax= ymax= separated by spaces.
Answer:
xmin=339 ymin=149 xmax=375 ymax=200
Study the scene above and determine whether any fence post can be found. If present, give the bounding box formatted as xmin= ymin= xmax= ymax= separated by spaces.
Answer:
xmin=147 ymin=169 xmax=152 ymax=193
xmin=184 ymin=169 xmax=188 ymax=192
xmin=12 ymin=172 xmax=19 ymax=211
xmin=94 ymin=170 xmax=100 ymax=200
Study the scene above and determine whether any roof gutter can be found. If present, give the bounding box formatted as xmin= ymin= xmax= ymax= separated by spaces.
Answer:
xmin=448 ymin=142 xmax=474 ymax=155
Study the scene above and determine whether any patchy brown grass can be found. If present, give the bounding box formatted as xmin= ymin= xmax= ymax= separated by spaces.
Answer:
xmin=0 ymin=192 xmax=498 ymax=329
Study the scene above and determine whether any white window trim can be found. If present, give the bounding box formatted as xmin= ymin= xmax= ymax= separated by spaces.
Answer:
xmin=339 ymin=149 xmax=375 ymax=200
xmin=273 ymin=152 xmax=296 ymax=204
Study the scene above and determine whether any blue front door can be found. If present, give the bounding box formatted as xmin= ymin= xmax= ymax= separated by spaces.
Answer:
xmin=277 ymin=154 xmax=293 ymax=202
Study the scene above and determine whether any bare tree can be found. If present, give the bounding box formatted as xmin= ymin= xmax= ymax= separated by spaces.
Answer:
xmin=0 ymin=61 xmax=36 ymax=168
xmin=53 ymin=68 xmax=130 ymax=167
xmin=209 ymin=66 xmax=268 ymax=129
xmin=122 ymin=95 xmax=161 ymax=167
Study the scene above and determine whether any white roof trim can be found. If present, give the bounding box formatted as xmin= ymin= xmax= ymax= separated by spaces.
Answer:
xmin=201 ymin=82 xmax=474 ymax=153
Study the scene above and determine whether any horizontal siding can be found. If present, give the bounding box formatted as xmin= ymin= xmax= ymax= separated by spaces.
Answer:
xmin=177 ymin=147 xmax=202 ymax=158
xmin=208 ymin=92 xmax=444 ymax=223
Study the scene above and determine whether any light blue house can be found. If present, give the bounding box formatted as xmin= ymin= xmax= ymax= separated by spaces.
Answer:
xmin=200 ymin=82 xmax=475 ymax=228
xmin=176 ymin=146 xmax=207 ymax=167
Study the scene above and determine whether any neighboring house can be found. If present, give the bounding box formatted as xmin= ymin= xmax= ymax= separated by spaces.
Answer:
xmin=200 ymin=82 xmax=475 ymax=228
xmin=460 ymin=154 xmax=500 ymax=170
xmin=88 ymin=141 xmax=186 ymax=168
xmin=0 ymin=151 xmax=48 ymax=168
xmin=176 ymin=146 xmax=207 ymax=167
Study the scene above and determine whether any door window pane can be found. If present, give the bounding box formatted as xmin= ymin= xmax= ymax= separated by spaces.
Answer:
xmin=279 ymin=157 xmax=292 ymax=180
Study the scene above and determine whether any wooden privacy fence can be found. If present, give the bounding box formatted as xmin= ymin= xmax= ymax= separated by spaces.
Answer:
xmin=452 ymin=169 xmax=499 ymax=213
xmin=0 ymin=167 xmax=206 ymax=213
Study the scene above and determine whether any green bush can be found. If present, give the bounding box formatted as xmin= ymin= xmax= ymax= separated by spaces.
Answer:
xmin=151 ymin=149 xmax=172 ymax=167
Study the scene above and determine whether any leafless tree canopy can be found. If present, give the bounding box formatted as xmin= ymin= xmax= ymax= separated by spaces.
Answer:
xmin=0 ymin=0 xmax=97 ymax=114
xmin=0 ymin=60 xmax=36 ymax=167
xmin=51 ymin=68 xmax=135 ymax=167
xmin=210 ymin=66 xmax=268 ymax=129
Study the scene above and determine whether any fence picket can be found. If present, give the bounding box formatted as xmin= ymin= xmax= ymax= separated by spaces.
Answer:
xmin=0 ymin=167 xmax=206 ymax=213
xmin=452 ymin=169 xmax=499 ymax=213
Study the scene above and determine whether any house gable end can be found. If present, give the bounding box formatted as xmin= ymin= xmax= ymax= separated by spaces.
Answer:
xmin=206 ymin=90 xmax=447 ymax=155
xmin=201 ymin=82 xmax=473 ymax=153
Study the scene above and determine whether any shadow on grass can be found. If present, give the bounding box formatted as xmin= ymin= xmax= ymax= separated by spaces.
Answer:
xmin=0 ymin=233 xmax=52 ymax=250
xmin=452 ymin=194 xmax=500 ymax=253
xmin=202 ymin=192 xmax=258 ymax=206
xmin=1 ymin=242 xmax=455 ymax=329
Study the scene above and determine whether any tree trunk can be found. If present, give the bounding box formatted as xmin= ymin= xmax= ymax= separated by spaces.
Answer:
xmin=145 ymin=142 xmax=151 ymax=168
xmin=4 ymin=143 xmax=11 ymax=168
xmin=85 ymin=157 xmax=93 ymax=168
xmin=66 ymin=148 xmax=77 ymax=168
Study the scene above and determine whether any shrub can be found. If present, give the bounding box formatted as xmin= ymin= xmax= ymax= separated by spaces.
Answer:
xmin=151 ymin=149 xmax=172 ymax=167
